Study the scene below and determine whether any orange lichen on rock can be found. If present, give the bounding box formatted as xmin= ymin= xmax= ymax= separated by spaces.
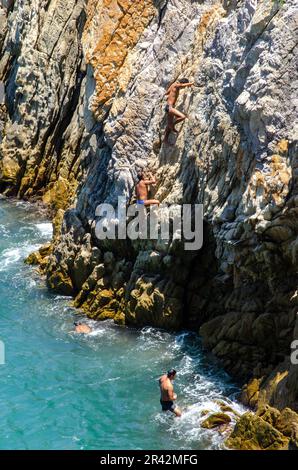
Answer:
xmin=270 ymin=155 xmax=291 ymax=185
xmin=83 ymin=0 xmax=156 ymax=120
xmin=249 ymin=154 xmax=291 ymax=207
xmin=276 ymin=139 xmax=288 ymax=155
xmin=195 ymin=4 xmax=226 ymax=51
xmin=269 ymin=154 xmax=291 ymax=204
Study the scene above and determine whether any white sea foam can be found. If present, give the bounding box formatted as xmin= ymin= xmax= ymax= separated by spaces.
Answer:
xmin=136 ymin=327 xmax=172 ymax=352
xmin=173 ymin=397 xmax=245 ymax=449
xmin=88 ymin=328 xmax=108 ymax=337
xmin=0 ymin=244 xmax=41 ymax=271
xmin=0 ymin=226 xmax=9 ymax=238
xmin=15 ymin=201 xmax=31 ymax=209
xmin=145 ymin=327 xmax=247 ymax=448
xmin=35 ymin=223 xmax=53 ymax=238
xmin=86 ymin=321 xmax=119 ymax=341
xmin=155 ymin=394 xmax=245 ymax=449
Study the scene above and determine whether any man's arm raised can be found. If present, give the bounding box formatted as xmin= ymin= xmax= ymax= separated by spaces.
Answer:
xmin=144 ymin=173 xmax=156 ymax=185
xmin=177 ymin=81 xmax=194 ymax=88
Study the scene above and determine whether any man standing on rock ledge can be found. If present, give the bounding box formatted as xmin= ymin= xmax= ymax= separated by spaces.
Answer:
xmin=159 ymin=369 xmax=182 ymax=417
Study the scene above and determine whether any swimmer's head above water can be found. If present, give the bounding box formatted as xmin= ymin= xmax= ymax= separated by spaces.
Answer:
xmin=73 ymin=321 xmax=92 ymax=333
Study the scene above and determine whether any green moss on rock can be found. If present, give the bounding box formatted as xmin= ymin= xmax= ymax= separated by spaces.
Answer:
xmin=201 ymin=413 xmax=231 ymax=429
xmin=25 ymin=243 xmax=52 ymax=270
xmin=241 ymin=377 xmax=263 ymax=408
xmin=225 ymin=412 xmax=290 ymax=450
xmin=47 ymin=270 xmax=74 ymax=296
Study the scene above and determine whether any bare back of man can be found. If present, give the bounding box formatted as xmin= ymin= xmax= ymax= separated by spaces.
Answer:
xmin=164 ymin=79 xmax=194 ymax=144
xmin=136 ymin=172 xmax=160 ymax=207
xmin=165 ymin=79 xmax=194 ymax=123
xmin=159 ymin=371 xmax=182 ymax=417
xmin=74 ymin=322 xmax=92 ymax=334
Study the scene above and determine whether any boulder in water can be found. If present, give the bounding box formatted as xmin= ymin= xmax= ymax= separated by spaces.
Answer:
xmin=201 ymin=412 xmax=231 ymax=429
xmin=225 ymin=412 xmax=290 ymax=450
xmin=25 ymin=243 xmax=52 ymax=270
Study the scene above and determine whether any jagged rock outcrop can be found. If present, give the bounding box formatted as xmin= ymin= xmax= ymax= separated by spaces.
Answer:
xmin=201 ymin=412 xmax=232 ymax=429
xmin=225 ymin=411 xmax=290 ymax=450
xmin=225 ymin=404 xmax=298 ymax=450
xmin=0 ymin=0 xmax=87 ymax=210
xmin=0 ymin=0 xmax=297 ymax=413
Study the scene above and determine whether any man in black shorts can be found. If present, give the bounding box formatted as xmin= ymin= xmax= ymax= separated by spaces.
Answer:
xmin=159 ymin=369 xmax=182 ymax=417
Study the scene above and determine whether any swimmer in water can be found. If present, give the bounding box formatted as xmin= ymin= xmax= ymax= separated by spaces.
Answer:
xmin=74 ymin=322 xmax=92 ymax=334
xmin=159 ymin=369 xmax=182 ymax=417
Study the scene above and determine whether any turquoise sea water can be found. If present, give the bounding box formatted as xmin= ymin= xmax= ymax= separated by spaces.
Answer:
xmin=0 ymin=198 xmax=244 ymax=450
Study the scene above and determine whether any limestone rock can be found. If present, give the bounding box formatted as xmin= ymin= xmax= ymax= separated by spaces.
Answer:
xmin=256 ymin=405 xmax=281 ymax=427
xmin=25 ymin=243 xmax=52 ymax=270
xmin=215 ymin=400 xmax=241 ymax=417
xmin=47 ymin=270 xmax=74 ymax=297
xmin=201 ymin=412 xmax=231 ymax=429
xmin=241 ymin=377 xmax=263 ymax=409
xmin=275 ymin=408 xmax=298 ymax=449
xmin=225 ymin=412 xmax=290 ymax=450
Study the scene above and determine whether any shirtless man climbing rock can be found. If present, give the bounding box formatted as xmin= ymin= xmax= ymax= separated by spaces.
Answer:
xmin=164 ymin=78 xmax=194 ymax=143
xmin=136 ymin=172 xmax=160 ymax=207
xmin=159 ymin=369 xmax=182 ymax=417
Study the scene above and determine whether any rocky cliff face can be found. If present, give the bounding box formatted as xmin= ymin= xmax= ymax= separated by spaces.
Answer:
xmin=0 ymin=0 xmax=87 ymax=209
xmin=0 ymin=0 xmax=297 ymax=412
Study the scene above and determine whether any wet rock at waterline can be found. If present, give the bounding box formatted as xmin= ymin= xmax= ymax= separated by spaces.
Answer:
xmin=225 ymin=406 xmax=298 ymax=451
xmin=201 ymin=412 xmax=232 ymax=430
xmin=25 ymin=243 xmax=52 ymax=271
